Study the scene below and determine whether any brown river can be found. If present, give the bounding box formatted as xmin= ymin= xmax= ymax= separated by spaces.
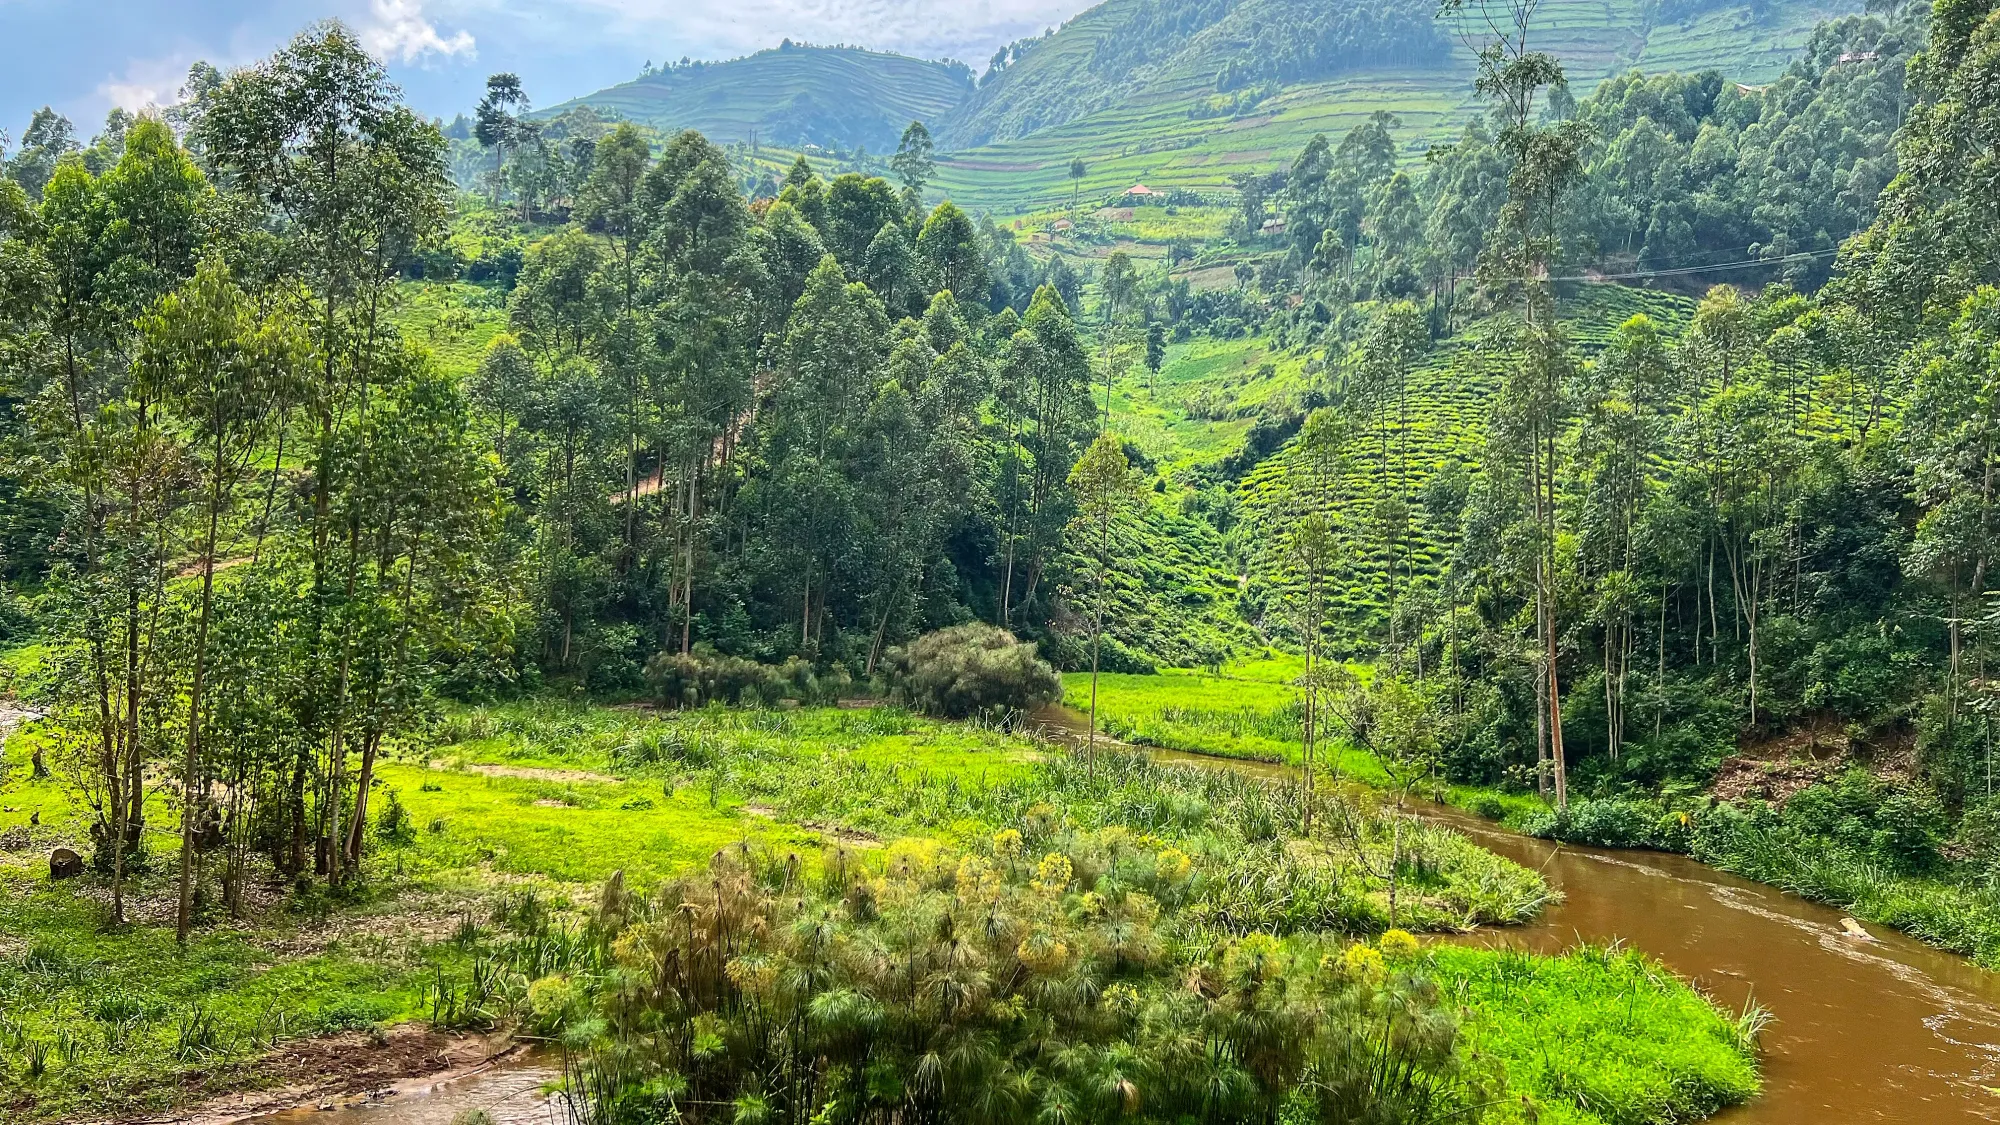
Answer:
xmin=249 ymin=739 xmax=2000 ymax=1125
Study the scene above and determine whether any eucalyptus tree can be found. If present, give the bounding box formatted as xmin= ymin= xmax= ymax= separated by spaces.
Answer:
xmin=1445 ymin=0 xmax=1589 ymax=806
xmin=22 ymin=116 xmax=212 ymax=921
xmin=823 ymin=173 xmax=903 ymax=272
xmin=136 ymin=258 xmax=306 ymax=940
xmin=1571 ymin=314 xmax=1670 ymax=760
xmin=915 ymin=201 xmax=989 ymax=304
xmin=891 ymin=120 xmax=935 ymax=201
xmin=1355 ymin=302 xmax=1429 ymax=662
xmin=863 ymin=221 xmax=921 ymax=319
xmin=996 ymin=286 xmax=1095 ymax=626
xmin=640 ymin=133 xmax=763 ymax=655
xmin=764 ymin=256 xmax=889 ymax=649
xmin=195 ymin=21 xmax=452 ymax=881
xmin=1906 ymin=290 xmax=2000 ymax=770
xmin=857 ymin=300 xmax=989 ymax=673
xmin=474 ymin=73 xmax=530 ymax=207
xmin=5 ymin=107 xmax=78 ymax=200
xmin=332 ymin=356 xmax=499 ymax=869
xmin=575 ymin=123 xmax=652 ymax=310
xmin=1068 ymin=431 xmax=1141 ymax=759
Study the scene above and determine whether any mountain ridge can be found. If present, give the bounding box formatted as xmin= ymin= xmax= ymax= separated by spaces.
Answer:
xmin=541 ymin=43 xmax=973 ymax=153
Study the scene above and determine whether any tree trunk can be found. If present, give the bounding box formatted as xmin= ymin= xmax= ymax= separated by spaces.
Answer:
xmin=176 ymin=464 xmax=225 ymax=943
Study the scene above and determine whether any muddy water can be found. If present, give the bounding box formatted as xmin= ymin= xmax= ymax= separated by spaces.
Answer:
xmin=1146 ymin=746 xmax=2000 ymax=1123
xmin=240 ymin=1057 xmax=562 ymax=1125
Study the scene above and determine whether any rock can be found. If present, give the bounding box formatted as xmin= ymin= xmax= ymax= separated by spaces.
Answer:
xmin=0 ymin=826 xmax=27 ymax=851
xmin=49 ymin=847 xmax=83 ymax=880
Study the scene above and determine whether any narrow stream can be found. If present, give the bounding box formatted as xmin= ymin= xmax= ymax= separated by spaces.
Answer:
xmin=245 ymin=728 xmax=2000 ymax=1124
xmin=240 ymin=1055 xmax=563 ymax=1125
xmin=1149 ymin=746 xmax=2000 ymax=1123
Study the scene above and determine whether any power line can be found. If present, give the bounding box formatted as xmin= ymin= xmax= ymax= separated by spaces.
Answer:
xmin=1551 ymin=248 xmax=1839 ymax=283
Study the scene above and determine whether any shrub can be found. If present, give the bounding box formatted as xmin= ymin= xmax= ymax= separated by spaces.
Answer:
xmin=1523 ymin=797 xmax=1663 ymax=849
xmin=645 ymin=647 xmax=780 ymax=707
xmin=643 ymin=647 xmax=849 ymax=709
xmin=885 ymin=624 xmax=1060 ymax=719
xmin=375 ymin=790 xmax=413 ymax=844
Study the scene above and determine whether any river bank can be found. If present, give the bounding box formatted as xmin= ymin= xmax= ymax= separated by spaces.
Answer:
xmin=1065 ymin=665 xmax=2000 ymax=974
xmin=1126 ymin=739 xmax=2000 ymax=1122
xmin=206 ymin=707 xmax=2000 ymax=1125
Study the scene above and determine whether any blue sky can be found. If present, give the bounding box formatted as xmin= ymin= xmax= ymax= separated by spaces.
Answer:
xmin=1 ymin=0 xmax=1087 ymax=143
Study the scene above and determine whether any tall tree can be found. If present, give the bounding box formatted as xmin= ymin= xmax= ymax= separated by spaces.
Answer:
xmin=475 ymin=73 xmax=530 ymax=207
xmin=136 ymin=258 xmax=304 ymax=941
xmin=1068 ymin=431 xmax=1141 ymax=762
xmin=891 ymin=120 xmax=935 ymax=204
xmin=196 ymin=21 xmax=452 ymax=883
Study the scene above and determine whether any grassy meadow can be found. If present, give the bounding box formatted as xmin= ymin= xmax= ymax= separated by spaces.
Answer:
xmin=0 ymin=672 xmax=1755 ymax=1123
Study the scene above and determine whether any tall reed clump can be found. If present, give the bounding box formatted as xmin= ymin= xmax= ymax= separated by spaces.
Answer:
xmin=542 ymin=842 xmax=1487 ymax=1125
xmin=740 ymin=743 xmax=1549 ymax=934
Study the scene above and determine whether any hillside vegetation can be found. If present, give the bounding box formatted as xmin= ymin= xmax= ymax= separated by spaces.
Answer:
xmin=11 ymin=0 xmax=2000 ymax=1114
xmin=543 ymin=44 xmax=974 ymax=152
xmin=931 ymin=0 xmax=1861 ymax=210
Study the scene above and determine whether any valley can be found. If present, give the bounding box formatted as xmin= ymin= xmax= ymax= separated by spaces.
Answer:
xmin=3 ymin=0 xmax=1998 ymax=1120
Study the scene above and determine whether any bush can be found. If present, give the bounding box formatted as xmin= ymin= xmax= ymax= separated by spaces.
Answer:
xmin=886 ymin=624 xmax=1060 ymax=719
xmin=1523 ymin=797 xmax=1663 ymax=849
xmin=644 ymin=647 xmax=847 ymax=709
xmin=646 ymin=648 xmax=775 ymax=707
xmin=374 ymin=790 xmax=413 ymax=844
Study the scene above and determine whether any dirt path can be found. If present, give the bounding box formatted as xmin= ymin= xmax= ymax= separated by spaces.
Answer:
xmin=426 ymin=760 xmax=621 ymax=785
xmin=76 ymin=1028 xmax=521 ymax=1125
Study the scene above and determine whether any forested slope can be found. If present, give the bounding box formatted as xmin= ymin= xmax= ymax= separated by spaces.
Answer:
xmin=542 ymin=44 xmax=974 ymax=152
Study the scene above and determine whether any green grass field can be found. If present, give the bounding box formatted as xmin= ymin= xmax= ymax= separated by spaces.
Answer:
xmin=0 ymin=681 xmax=1753 ymax=1122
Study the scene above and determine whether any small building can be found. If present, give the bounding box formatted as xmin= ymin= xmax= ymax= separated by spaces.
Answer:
xmin=1260 ymin=217 xmax=1288 ymax=235
xmin=1053 ymin=218 xmax=1074 ymax=232
xmin=1123 ymin=183 xmax=1163 ymax=201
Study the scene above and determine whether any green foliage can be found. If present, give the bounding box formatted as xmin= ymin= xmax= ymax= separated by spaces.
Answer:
xmin=544 ymin=46 xmax=973 ymax=153
xmin=1430 ymin=944 xmax=1761 ymax=1125
xmin=884 ymin=623 xmax=1060 ymax=719
xmin=564 ymin=846 xmax=1486 ymax=1125
xmin=645 ymin=647 xmax=847 ymax=708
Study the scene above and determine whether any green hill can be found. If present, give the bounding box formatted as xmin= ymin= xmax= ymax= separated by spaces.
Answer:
xmin=544 ymin=44 xmax=974 ymax=152
xmin=938 ymin=0 xmax=1449 ymax=150
xmin=932 ymin=0 xmax=1858 ymax=214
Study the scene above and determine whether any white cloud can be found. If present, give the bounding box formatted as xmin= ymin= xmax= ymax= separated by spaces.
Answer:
xmin=360 ymin=0 xmax=477 ymax=64
xmin=95 ymin=54 xmax=201 ymax=115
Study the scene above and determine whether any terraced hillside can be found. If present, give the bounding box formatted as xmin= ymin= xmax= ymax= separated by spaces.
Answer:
xmin=938 ymin=0 xmax=1449 ymax=150
xmin=1082 ymin=286 xmax=1696 ymax=661
xmin=1233 ymin=286 xmax=1696 ymax=647
xmin=934 ymin=0 xmax=1857 ymax=214
xmin=542 ymin=45 xmax=974 ymax=152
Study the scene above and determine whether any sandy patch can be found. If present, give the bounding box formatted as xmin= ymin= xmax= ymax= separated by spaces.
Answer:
xmin=428 ymin=761 xmax=621 ymax=785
